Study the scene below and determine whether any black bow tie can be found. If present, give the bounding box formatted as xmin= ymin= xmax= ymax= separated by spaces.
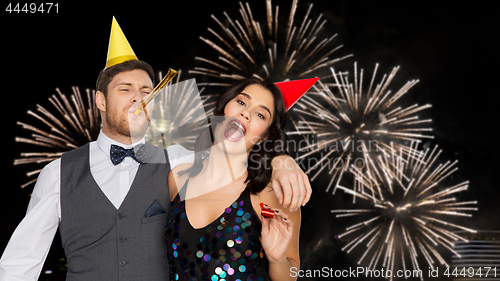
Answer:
xmin=110 ymin=144 xmax=147 ymax=165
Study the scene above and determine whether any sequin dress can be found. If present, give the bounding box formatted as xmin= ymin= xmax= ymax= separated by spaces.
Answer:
xmin=165 ymin=178 xmax=270 ymax=281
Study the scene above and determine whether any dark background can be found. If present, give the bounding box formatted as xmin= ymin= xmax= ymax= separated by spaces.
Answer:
xmin=1 ymin=1 xmax=498 ymax=280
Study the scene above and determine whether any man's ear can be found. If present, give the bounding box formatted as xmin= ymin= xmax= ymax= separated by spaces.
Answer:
xmin=95 ymin=91 xmax=106 ymax=112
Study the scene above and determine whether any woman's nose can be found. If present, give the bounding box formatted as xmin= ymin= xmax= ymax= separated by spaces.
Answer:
xmin=239 ymin=111 xmax=250 ymax=120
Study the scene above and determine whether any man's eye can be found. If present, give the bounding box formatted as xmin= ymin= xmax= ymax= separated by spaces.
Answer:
xmin=120 ymin=88 xmax=129 ymax=92
xmin=237 ymin=100 xmax=246 ymax=106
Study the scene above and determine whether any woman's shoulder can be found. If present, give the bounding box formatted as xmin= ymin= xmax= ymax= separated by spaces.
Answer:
xmin=170 ymin=163 xmax=192 ymax=183
xmin=168 ymin=163 xmax=194 ymax=201
xmin=171 ymin=163 xmax=193 ymax=174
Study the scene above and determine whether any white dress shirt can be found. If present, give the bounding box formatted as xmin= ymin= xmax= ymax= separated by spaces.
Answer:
xmin=0 ymin=131 xmax=194 ymax=281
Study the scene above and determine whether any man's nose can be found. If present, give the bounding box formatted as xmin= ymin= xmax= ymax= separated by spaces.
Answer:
xmin=131 ymin=89 xmax=143 ymax=103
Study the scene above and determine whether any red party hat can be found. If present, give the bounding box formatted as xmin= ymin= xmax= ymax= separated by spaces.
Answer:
xmin=275 ymin=77 xmax=320 ymax=111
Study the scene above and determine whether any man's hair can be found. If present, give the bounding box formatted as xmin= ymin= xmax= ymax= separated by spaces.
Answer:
xmin=96 ymin=60 xmax=155 ymax=97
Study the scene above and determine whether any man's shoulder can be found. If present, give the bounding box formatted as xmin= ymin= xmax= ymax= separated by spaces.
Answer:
xmin=43 ymin=157 xmax=61 ymax=173
xmin=41 ymin=143 xmax=91 ymax=180
xmin=34 ymin=157 xmax=61 ymax=185
xmin=166 ymin=144 xmax=195 ymax=169
xmin=61 ymin=143 xmax=90 ymax=159
xmin=166 ymin=144 xmax=193 ymax=158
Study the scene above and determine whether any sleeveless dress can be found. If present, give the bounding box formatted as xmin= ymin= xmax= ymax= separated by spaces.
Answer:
xmin=165 ymin=178 xmax=270 ymax=281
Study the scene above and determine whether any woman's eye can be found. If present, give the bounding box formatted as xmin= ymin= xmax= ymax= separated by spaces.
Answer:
xmin=237 ymin=100 xmax=246 ymax=106
xmin=257 ymin=113 xmax=265 ymax=120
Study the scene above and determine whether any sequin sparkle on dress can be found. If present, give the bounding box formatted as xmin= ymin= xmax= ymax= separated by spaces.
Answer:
xmin=165 ymin=178 xmax=270 ymax=281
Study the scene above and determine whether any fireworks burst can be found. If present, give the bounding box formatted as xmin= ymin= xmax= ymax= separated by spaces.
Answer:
xmin=288 ymin=62 xmax=434 ymax=193
xmin=332 ymin=143 xmax=477 ymax=280
xmin=14 ymin=71 xmax=213 ymax=188
xmin=189 ymin=0 xmax=352 ymax=86
xmin=15 ymin=87 xmax=100 ymax=188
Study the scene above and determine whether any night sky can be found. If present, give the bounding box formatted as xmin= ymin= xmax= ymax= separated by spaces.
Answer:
xmin=1 ymin=1 xmax=498 ymax=280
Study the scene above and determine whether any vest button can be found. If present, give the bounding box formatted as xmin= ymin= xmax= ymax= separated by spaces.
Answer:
xmin=119 ymin=237 xmax=126 ymax=243
xmin=119 ymin=260 xmax=126 ymax=266
xmin=117 ymin=213 xmax=124 ymax=219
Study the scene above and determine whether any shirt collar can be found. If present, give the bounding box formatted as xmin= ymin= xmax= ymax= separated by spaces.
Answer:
xmin=97 ymin=130 xmax=146 ymax=156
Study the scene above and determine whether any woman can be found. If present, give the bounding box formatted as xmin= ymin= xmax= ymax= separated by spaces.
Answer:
xmin=165 ymin=78 xmax=301 ymax=281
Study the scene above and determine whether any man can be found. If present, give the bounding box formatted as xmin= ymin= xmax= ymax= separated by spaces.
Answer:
xmin=0 ymin=17 xmax=311 ymax=281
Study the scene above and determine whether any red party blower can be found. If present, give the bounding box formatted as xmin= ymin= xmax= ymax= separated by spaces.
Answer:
xmin=260 ymin=202 xmax=275 ymax=219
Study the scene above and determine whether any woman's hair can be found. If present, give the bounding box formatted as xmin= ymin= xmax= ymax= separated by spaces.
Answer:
xmin=181 ymin=78 xmax=289 ymax=195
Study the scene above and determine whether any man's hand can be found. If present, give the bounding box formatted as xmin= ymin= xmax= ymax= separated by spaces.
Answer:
xmin=270 ymin=155 xmax=312 ymax=211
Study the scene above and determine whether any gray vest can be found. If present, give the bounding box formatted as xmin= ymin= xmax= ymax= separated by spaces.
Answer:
xmin=59 ymin=142 xmax=170 ymax=281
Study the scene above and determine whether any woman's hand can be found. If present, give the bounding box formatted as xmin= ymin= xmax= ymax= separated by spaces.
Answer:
xmin=260 ymin=204 xmax=294 ymax=263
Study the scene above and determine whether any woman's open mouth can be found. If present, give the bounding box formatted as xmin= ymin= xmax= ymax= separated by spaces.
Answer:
xmin=224 ymin=119 xmax=246 ymax=142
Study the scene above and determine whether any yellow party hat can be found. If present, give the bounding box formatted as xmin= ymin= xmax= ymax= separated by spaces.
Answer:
xmin=105 ymin=16 xmax=138 ymax=69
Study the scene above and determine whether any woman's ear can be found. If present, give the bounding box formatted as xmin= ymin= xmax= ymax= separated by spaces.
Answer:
xmin=95 ymin=91 xmax=106 ymax=112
